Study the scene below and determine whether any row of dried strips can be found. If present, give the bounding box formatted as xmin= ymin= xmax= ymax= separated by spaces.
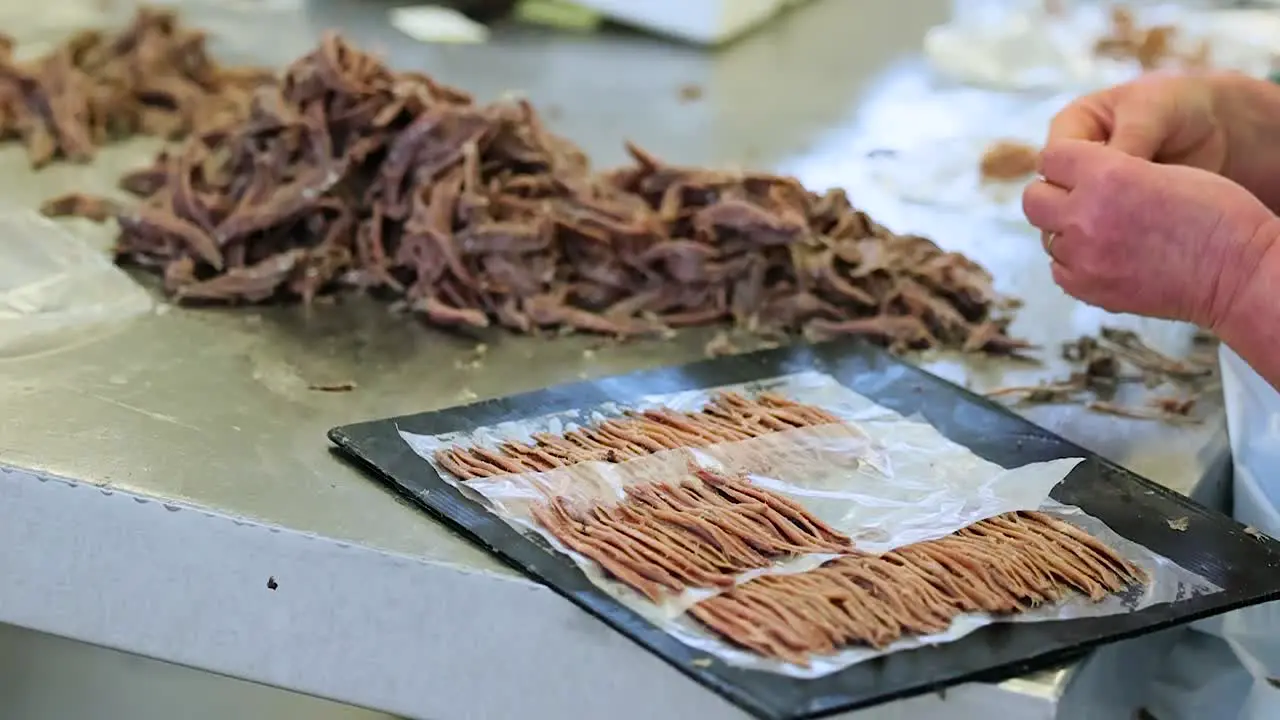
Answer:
xmin=30 ymin=16 xmax=1025 ymax=354
xmin=533 ymin=467 xmax=853 ymax=602
xmin=436 ymin=390 xmax=1141 ymax=665
xmin=434 ymin=390 xmax=839 ymax=479
xmin=690 ymin=510 xmax=1143 ymax=666
xmin=1 ymin=7 xmax=271 ymax=169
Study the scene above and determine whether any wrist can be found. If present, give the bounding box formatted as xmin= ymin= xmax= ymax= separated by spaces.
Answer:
xmin=1212 ymin=216 xmax=1280 ymax=344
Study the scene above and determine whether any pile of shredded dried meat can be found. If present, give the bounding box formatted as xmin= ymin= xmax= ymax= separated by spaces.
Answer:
xmin=0 ymin=7 xmax=271 ymax=168
xmin=692 ymin=510 xmax=1143 ymax=665
xmin=29 ymin=11 xmax=1023 ymax=353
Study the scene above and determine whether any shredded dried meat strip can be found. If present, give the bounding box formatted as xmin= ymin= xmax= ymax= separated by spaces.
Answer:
xmin=691 ymin=511 xmax=1144 ymax=666
xmin=530 ymin=501 xmax=665 ymax=601
xmin=435 ymin=391 xmax=840 ymax=481
xmin=523 ymin=472 xmax=853 ymax=598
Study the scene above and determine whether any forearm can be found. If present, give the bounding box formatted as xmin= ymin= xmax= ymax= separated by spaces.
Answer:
xmin=1215 ymin=219 xmax=1280 ymax=392
xmin=1214 ymin=73 xmax=1280 ymax=212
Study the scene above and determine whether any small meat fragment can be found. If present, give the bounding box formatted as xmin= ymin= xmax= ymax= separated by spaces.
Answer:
xmin=1094 ymin=5 xmax=1211 ymax=71
xmin=39 ymin=193 xmax=120 ymax=222
xmin=704 ymin=331 xmax=739 ymax=358
xmin=307 ymin=381 xmax=357 ymax=392
xmin=980 ymin=140 xmax=1039 ymax=182
xmin=1150 ymin=395 xmax=1195 ymax=417
xmin=677 ymin=83 xmax=703 ymax=102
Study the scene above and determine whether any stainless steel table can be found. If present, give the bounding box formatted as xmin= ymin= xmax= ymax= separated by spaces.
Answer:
xmin=0 ymin=1 xmax=1226 ymax=718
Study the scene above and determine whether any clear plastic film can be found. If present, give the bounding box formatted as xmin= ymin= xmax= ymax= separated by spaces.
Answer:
xmin=398 ymin=371 xmax=1219 ymax=677
xmin=0 ymin=208 xmax=151 ymax=358
xmin=664 ymin=500 xmax=1219 ymax=678
xmin=925 ymin=2 xmax=1280 ymax=92
xmin=0 ymin=0 xmax=311 ymax=68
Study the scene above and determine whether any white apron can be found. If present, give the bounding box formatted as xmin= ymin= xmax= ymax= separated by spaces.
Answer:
xmin=1145 ymin=347 xmax=1280 ymax=719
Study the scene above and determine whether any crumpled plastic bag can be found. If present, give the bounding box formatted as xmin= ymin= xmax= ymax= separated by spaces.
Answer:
xmin=0 ymin=0 xmax=308 ymax=65
xmin=926 ymin=3 xmax=1280 ymax=92
xmin=0 ymin=0 xmax=127 ymax=59
xmin=863 ymin=93 xmax=1070 ymax=225
xmin=0 ymin=210 xmax=151 ymax=356
xmin=1215 ymin=346 xmax=1280 ymax=682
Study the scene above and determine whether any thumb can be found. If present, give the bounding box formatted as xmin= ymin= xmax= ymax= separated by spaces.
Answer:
xmin=1107 ymin=111 xmax=1167 ymax=160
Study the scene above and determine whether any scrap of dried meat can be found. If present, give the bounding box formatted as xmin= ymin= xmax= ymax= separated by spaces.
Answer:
xmin=34 ymin=23 xmax=1021 ymax=354
xmin=689 ymin=510 xmax=1144 ymax=665
xmin=40 ymin=192 xmax=120 ymax=222
xmin=677 ymin=83 xmax=704 ymax=103
xmin=979 ymin=140 xmax=1039 ymax=183
xmin=0 ymin=7 xmax=273 ymax=168
xmin=531 ymin=469 xmax=854 ymax=601
xmin=1087 ymin=399 xmax=1201 ymax=425
xmin=434 ymin=390 xmax=841 ymax=479
xmin=1096 ymin=327 xmax=1212 ymax=383
xmin=1094 ymin=5 xmax=1212 ymax=71
xmin=989 ymin=326 xmax=1215 ymax=422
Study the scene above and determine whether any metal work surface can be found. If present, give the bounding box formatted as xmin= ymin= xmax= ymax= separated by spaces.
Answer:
xmin=0 ymin=0 xmax=1227 ymax=717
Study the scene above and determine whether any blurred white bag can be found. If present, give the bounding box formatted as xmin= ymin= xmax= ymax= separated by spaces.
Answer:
xmin=926 ymin=2 xmax=1280 ymax=92
xmin=1133 ymin=345 xmax=1280 ymax=720
xmin=0 ymin=210 xmax=151 ymax=358
xmin=0 ymin=0 xmax=127 ymax=58
xmin=863 ymin=94 xmax=1070 ymax=225
xmin=1219 ymin=347 xmax=1280 ymax=700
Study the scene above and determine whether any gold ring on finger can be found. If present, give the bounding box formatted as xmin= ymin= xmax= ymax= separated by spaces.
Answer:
xmin=1043 ymin=231 xmax=1058 ymax=259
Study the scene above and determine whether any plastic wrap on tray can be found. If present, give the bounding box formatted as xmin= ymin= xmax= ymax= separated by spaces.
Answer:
xmin=398 ymin=371 xmax=1220 ymax=678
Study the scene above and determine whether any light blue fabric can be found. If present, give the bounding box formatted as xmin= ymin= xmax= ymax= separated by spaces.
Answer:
xmin=1140 ymin=347 xmax=1280 ymax=720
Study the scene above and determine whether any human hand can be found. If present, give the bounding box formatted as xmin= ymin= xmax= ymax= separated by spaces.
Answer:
xmin=1048 ymin=72 xmax=1228 ymax=172
xmin=1022 ymin=140 xmax=1277 ymax=328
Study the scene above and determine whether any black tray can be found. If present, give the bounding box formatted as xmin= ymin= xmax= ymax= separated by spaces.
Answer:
xmin=329 ymin=338 xmax=1280 ymax=720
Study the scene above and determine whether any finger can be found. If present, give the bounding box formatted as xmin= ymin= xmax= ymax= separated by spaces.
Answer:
xmin=1039 ymin=139 xmax=1115 ymax=190
xmin=1021 ymin=178 xmax=1070 ymax=232
xmin=1047 ymin=103 xmax=1109 ymax=145
xmin=1050 ymin=260 xmax=1079 ymax=297
xmin=1046 ymin=224 xmax=1090 ymax=270
xmin=1107 ymin=110 xmax=1166 ymax=160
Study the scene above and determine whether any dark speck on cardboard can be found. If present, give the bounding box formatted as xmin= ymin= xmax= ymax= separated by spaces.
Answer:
xmin=267 ymin=576 xmax=279 ymax=590
xmin=677 ymin=83 xmax=703 ymax=102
